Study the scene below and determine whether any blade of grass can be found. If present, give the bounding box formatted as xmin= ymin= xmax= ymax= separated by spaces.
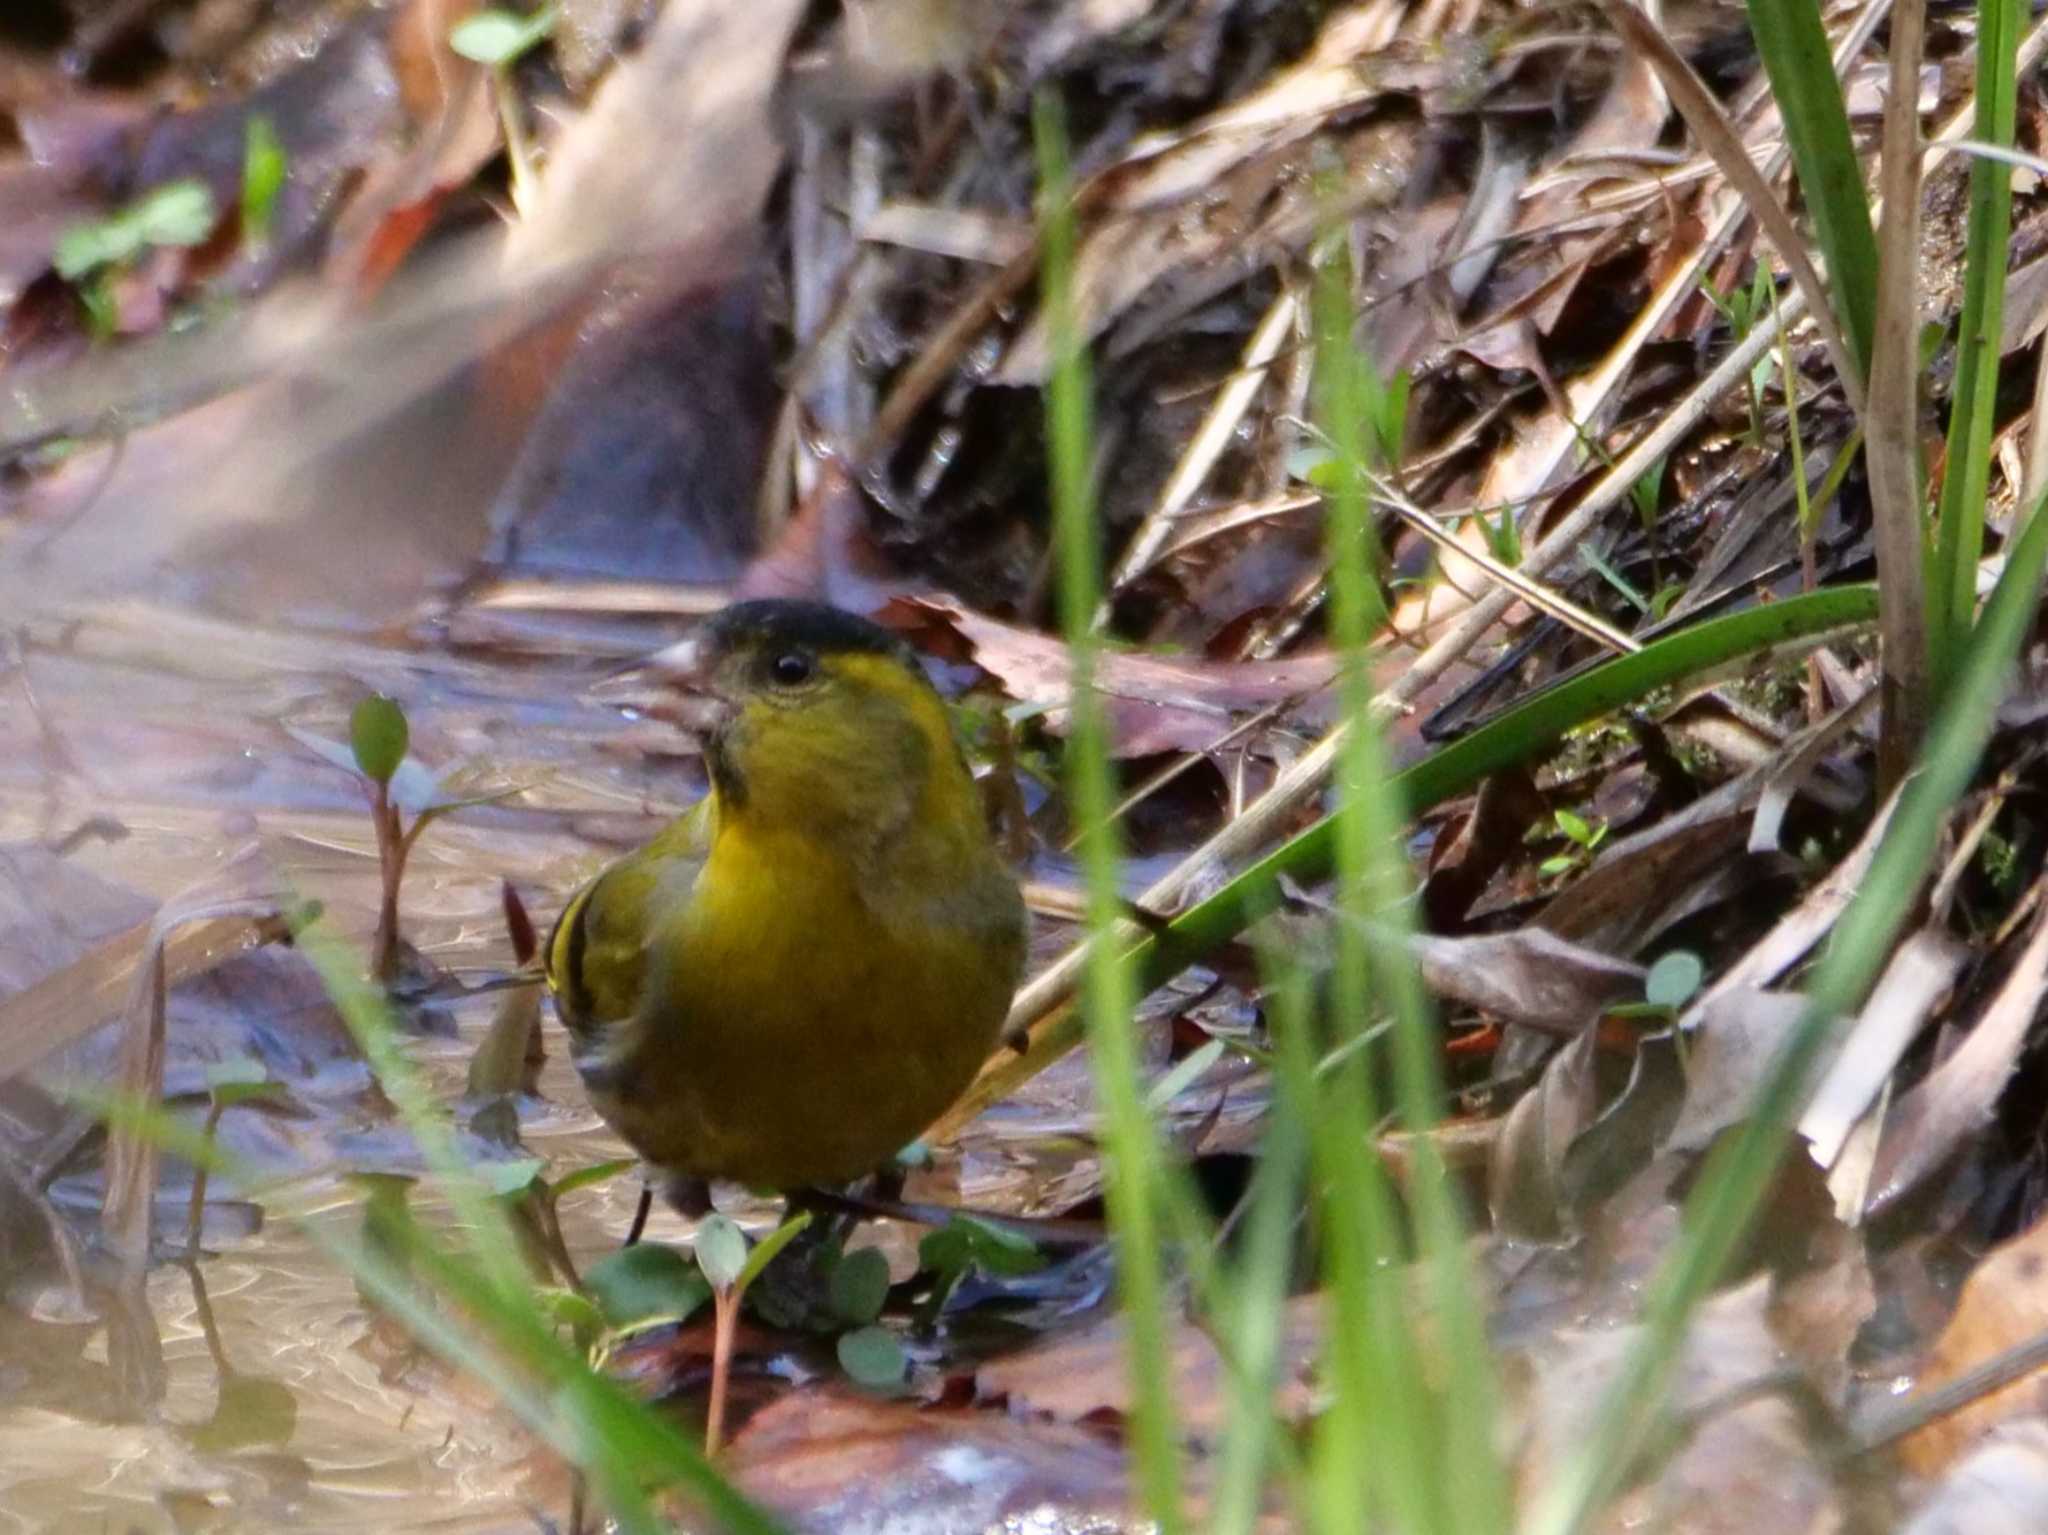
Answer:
xmin=1140 ymin=584 xmax=1880 ymax=989
xmin=1034 ymin=88 xmax=1185 ymax=1534
xmin=1312 ymin=232 xmax=1447 ymax=1535
xmin=1524 ymin=483 xmax=2048 ymax=1535
xmin=298 ymin=926 xmax=535 ymax=1306
xmin=973 ymin=290 xmax=1809 ymax=1104
xmin=1317 ymin=231 xmax=1506 ymax=1535
xmin=1929 ymin=0 xmax=2024 ymax=683
xmin=1209 ymin=961 xmax=1312 ymax=1535
xmin=1742 ymin=0 xmax=1879 ymax=378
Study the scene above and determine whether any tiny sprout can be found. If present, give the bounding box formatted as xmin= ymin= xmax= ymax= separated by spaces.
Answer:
xmin=829 ymin=1246 xmax=891 ymax=1327
xmin=350 ymin=694 xmax=409 ymax=786
xmin=242 ymin=116 xmax=287 ymax=250
xmin=293 ymin=695 xmax=519 ymax=985
xmin=696 ymin=1210 xmax=811 ymax=1455
xmin=694 ymin=1214 xmax=748 ymax=1293
xmin=449 ymin=4 xmax=559 ymax=66
xmin=1644 ymin=950 xmax=1705 ymax=1010
xmin=449 ymin=4 xmax=557 ymax=218
xmin=55 ymin=178 xmax=219 ymax=283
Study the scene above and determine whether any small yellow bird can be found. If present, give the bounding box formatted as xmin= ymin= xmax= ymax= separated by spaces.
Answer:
xmin=546 ymin=599 xmax=1027 ymax=1193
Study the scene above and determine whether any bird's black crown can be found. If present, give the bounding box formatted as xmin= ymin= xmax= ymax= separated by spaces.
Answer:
xmin=705 ymin=599 xmax=917 ymax=669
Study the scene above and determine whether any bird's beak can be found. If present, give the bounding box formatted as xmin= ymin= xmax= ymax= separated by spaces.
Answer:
xmin=639 ymin=634 xmax=706 ymax=687
xmin=591 ymin=633 xmax=730 ymax=734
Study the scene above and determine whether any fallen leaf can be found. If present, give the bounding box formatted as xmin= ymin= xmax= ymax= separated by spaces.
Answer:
xmin=1489 ymin=1029 xmax=1600 ymax=1241
xmin=1870 ymin=884 xmax=2048 ymax=1218
xmin=975 ymin=1294 xmax=1320 ymax=1444
xmin=890 ymin=594 xmax=1340 ymax=757
xmin=1514 ymin=1278 xmax=1840 ymax=1534
xmin=1411 ymin=927 xmax=1644 ymax=1035
xmin=1897 ymin=1211 xmax=2048 ymax=1477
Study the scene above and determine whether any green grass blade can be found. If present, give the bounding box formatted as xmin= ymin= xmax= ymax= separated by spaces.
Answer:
xmin=300 ymin=926 xmax=544 ymax=1305
xmin=1743 ymin=0 xmax=1879 ymax=380
xmin=1311 ymin=236 xmax=1446 ymax=1535
xmin=1525 ymin=489 xmax=2048 ymax=1535
xmin=1209 ymin=965 xmax=1312 ymax=1535
xmin=1034 ymin=88 xmax=1186 ymax=1534
xmin=1144 ymin=583 xmax=1880 ymax=986
xmin=1929 ymin=0 xmax=2023 ymax=680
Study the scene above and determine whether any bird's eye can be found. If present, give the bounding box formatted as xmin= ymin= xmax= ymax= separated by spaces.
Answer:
xmin=770 ymin=651 xmax=814 ymax=687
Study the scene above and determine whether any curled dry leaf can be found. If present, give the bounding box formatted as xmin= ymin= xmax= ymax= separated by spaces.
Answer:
xmin=1869 ymin=883 xmax=2048 ymax=1217
xmin=1799 ymin=931 xmax=1964 ymax=1170
xmin=1411 ymin=927 xmax=1644 ymax=1035
xmin=1662 ymin=988 xmax=1813 ymax=1157
xmin=889 ymin=594 xmax=1342 ymax=757
xmin=1897 ymin=1212 xmax=2048 ymax=1478
xmin=1489 ymin=1029 xmax=1600 ymax=1242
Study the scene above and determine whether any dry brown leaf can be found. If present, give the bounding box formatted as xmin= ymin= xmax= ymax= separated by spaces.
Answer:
xmin=1514 ymin=1279 xmax=1840 ymax=1535
xmin=1897 ymin=1213 xmax=2048 ymax=1477
xmin=1537 ymin=808 xmax=1754 ymax=954
xmin=1489 ymin=1029 xmax=1600 ymax=1241
xmin=1412 ymin=927 xmax=1644 ymax=1035
xmin=1870 ymin=884 xmax=2048 ymax=1217
xmin=891 ymin=594 xmax=1342 ymax=757
xmin=0 ymin=845 xmax=280 ymax=1085
xmin=975 ymin=1293 xmax=1321 ymax=1443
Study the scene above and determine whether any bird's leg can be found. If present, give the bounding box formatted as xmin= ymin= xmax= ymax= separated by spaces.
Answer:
xmin=623 ymin=1185 xmax=652 ymax=1247
xmin=622 ymin=1171 xmax=712 ymax=1247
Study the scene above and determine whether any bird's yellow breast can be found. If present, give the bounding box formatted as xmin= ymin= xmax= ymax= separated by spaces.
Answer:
xmin=565 ymin=814 xmax=1020 ymax=1189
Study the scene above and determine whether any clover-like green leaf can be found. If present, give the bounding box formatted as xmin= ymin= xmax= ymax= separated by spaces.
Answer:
xmin=836 ymin=1325 xmax=907 ymax=1389
xmin=584 ymin=1242 xmax=710 ymax=1330
xmin=1645 ymin=950 xmax=1706 ymax=1010
xmin=829 ymin=1246 xmax=891 ymax=1326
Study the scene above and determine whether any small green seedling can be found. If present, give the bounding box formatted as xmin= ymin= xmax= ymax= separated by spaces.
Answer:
xmin=827 ymin=1245 xmax=909 ymax=1390
xmin=1538 ymin=807 xmax=1609 ymax=879
xmin=696 ymin=1211 xmax=813 ymax=1454
xmin=1699 ymin=264 xmax=1777 ymax=443
xmin=1629 ymin=457 xmax=1666 ymax=537
xmin=289 ymin=695 xmax=516 ymax=986
xmin=242 ymin=116 xmax=288 ymax=251
xmin=1644 ymin=950 xmax=1704 ymax=1010
xmin=449 ymin=5 xmax=558 ymax=219
xmin=585 ymin=1240 xmax=713 ymax=1341
xmin=185 ymin=1057 xmax=282 ymax=1257
xmin=1477 ymin=503 xmax=1522 ymax=567
xmin=55 ymin=179 xmax=218 ymax=282
xmin=56 ymin=178 xmax=220 ymax=339
xmin=1605 ymin=949 xmax=1707 ymax=1031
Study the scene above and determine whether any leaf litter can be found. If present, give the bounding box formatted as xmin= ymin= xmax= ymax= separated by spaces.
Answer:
xmin=5 ymin=0 xmax=2048 ymax=1530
